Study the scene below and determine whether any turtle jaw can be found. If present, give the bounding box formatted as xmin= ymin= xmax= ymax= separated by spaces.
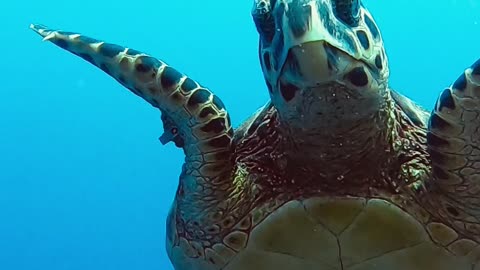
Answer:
xmin=274 ymin=44 xmax=392 ymax=172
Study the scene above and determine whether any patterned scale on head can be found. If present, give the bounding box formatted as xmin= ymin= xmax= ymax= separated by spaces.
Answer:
xmin=31 ymin=0 xmax=480 ymax=269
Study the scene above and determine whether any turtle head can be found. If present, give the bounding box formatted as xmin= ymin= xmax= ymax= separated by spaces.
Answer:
xmin=252 ymin=0 xmax=389 ymax=138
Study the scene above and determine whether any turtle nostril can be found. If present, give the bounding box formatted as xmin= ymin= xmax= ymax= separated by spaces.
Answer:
xmin=279 ymin=81 xmax=300 ymax=102
xmin=346 ymin=67 xmax=369 ymax=87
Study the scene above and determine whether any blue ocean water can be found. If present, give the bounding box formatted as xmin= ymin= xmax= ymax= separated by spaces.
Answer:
xmin=1 ymin=1 xmax=480 ymax=269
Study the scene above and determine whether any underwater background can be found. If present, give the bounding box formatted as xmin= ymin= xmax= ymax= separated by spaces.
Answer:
xmin=1 ymin=0 xmax=480 ymax=269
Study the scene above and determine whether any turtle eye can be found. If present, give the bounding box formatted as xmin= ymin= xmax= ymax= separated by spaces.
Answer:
xmin=332 ymin=0 xmax=361 ymax=27
xmin=252 ymin=0 xmax=276 ymax=42
xmin=171 ymin=127 xmax=178 ymax=135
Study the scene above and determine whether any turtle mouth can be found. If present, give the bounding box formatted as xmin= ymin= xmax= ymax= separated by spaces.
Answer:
xmin=301 ymin=82 xmax=365 ymax=126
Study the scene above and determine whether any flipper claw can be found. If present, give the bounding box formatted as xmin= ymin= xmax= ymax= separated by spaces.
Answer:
xmin=30 ymin=24 xmax=52 ymax=40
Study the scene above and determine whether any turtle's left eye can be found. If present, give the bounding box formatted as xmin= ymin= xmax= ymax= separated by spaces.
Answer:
xmin=252 ymin=0 xmax=276 ymax=42
xmin=332 ymin=0 xmax=361 ymax=27
xmin=171 ymin=127 xmax=178 ymax=135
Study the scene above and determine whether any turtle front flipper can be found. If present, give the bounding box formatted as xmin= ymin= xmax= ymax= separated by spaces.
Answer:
xmin=30 ymin=23 xmax=234 ymax=212
xmin=427 ymin=60 xmax=480 ymax=236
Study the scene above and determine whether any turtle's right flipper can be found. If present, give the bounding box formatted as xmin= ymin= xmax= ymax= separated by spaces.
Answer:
xmin=427 ymin=59 xmax=480 ymax=235
xmin=30 ymin=24 xmax=233 ymax=178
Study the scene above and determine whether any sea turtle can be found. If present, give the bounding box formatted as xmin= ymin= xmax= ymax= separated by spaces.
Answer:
xmin=30 ymin=0 xmax=480 ymax=269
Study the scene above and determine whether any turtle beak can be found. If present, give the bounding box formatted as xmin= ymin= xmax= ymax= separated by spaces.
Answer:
xmin=280 ymin=41 xmax=341 ymax=88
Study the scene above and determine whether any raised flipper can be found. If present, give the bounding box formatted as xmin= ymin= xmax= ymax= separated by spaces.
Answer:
xmin=30 ymin=24 xmax=234 ymax=220
xmin=427 ymin=59 xmax=480 ymax=236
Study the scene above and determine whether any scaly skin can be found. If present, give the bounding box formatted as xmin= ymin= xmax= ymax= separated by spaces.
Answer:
xmin=422 ymin=60 xmax=480 ymax=243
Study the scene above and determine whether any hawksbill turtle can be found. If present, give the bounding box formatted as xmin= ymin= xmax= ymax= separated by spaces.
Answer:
xmin=31 ymin=0 xmax=480 ymax=269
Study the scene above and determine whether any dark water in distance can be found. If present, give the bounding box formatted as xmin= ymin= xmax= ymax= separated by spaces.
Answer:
xmin=1 ymin=0 xmax=480 ymax=269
